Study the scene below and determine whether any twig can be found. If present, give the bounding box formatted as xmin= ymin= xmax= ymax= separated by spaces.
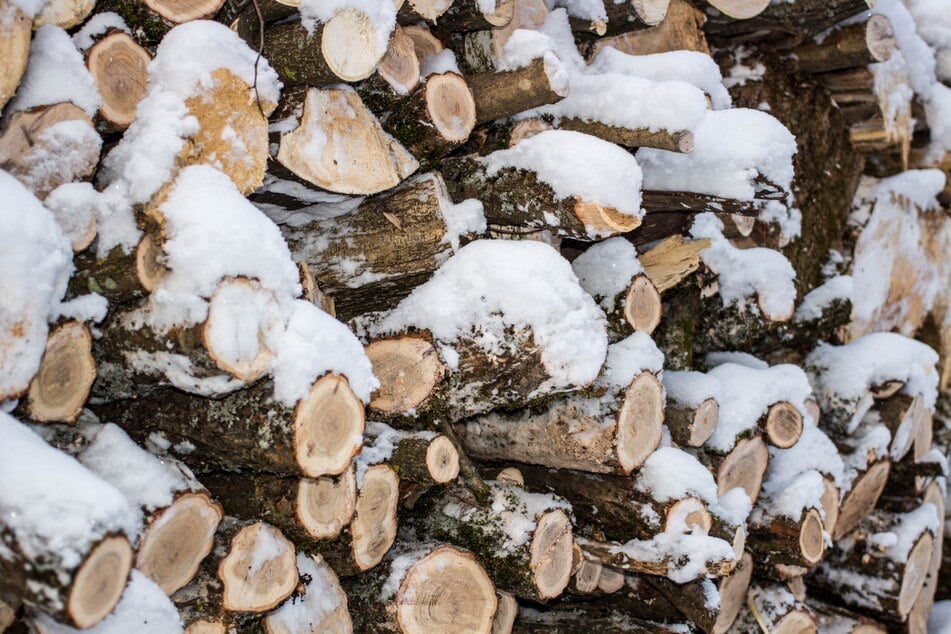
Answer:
xmin=251 ymin=0 xmax=266 ymax=118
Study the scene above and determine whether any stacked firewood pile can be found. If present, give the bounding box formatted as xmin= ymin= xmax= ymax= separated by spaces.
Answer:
xmin=2 ymin=0 xmax=951 ymax=631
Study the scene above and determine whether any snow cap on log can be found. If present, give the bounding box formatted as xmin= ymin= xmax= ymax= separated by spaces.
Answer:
xmin=371 ymin=239 xmax=609 ymax=389
xmin=5 ymin=24 xmax=100 ymax=117
xmin=638 ymin=108 xmax=796 ymax=201
xmin=588 ymin=47 xmax=732 ymax=109
xmin=298 ymin=0 xmax=397 ymax=61
xmin=72 ymin=12 xmax=130 ymax=51
xmin=635 ymin=447 xmax=719 ymax=507
xmin=0 ymin=172 xmax=74 ymax=400
xmin=264 ymin=553 xmax=352 ymax=633
xmin=572 ymin=237 xmax=644 ymax=309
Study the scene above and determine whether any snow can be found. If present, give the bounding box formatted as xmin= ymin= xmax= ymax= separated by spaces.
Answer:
xmin=705 ymin=351 xmax=769 ymax=370
xmin=79 ymin=423 xmax=195 ymax=512
xmin=876 ymin=168 xmax=946 ymax=211
xmin=607 ymin=532 xmax=736 ymax=583
xmin=547 ymin=0 xmax=605 ymax=21
xmin=126 ymin=351 xmax=245 ymax=398
xmin=5 ymin=25 xmax=101 ymax=117
xmin=72 ymin=12 xmax=130 ymax=51
xmin=483 ymin=130 xmax=643 ymax=222
xmin=0 ymin=413 xmax=140 ymax=592
xmin=371 ymin=240 xmax=608 ymax=391
xmin=598 ymin=332 xmax=664 ymax=389
xmin=0 ymin=171 xmax=73 ymax=400
xmin=806 ymin=333 xmax=940 ymax=412
xmin=440 ymin=198 xmax=486 ymax=251
xmin=767 ymin=425 xmax=845 ymax=489
xmin=662 ymin=370 xmax=720 ymax=409
xmin=634 ymin=447 xmax=718 ymax=503
xmin=420 ymin=49 xmax=460 ymax=78
xmin=589 ymin=48 xmax=732 ymax=110
xmin=690 ymin=213 xmax=797 ymax=321
xmin=380 ymin=546 xmax=432 ymax=601
xmin=931 ymin=601 xmax=951 ymax=633
xmin=266 ymin=554 xmax=345 ymax=632
xmin=248 ymin=523 xmax=289 ymax=577
xmin=793 ymin=275 xmax=853 ymax=323
xmin=638 ymin=108 xmax=797 ymax=201
xmin=706 ymin=361 xmax=813 ymax=452
xmin=204 ymin=280 xmax=281 ymax=375
xmin=710 ymin=487 xmax=753 ymax=526
xmin=722 ymin=46 xmax=766 ymax=88
xmin=14 ymin=119 xmax=101 ymax=199
xmin=840 ymin=419 xmax=891 ymax=495
xmin=34 ymin=571 xmax=183 ymax=634
xmin=43 ymin=182 xmax=97 ymax=249
xmin=497 ymin=29 xmax=557 ymax=71
xmin=571 ymin=238 xmax=644 ymax=310
xmin=9 ymin=0 xmax=44 ymax=18
xmin=881 ymin=502 xmax=939 ymax=562
xmin=757 ymin=469 xmax=825 ymax=521
xmin=56 ymin=293 xmax=109 ymax=324
xmin=297 ymin=0 xmax=396 ymax=56
xmin=908 ymin=0 xmax=951 ymax=81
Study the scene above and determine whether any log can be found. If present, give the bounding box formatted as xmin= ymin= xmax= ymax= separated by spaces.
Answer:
xmin=345 ymin=543 xmax=498 ymax=634
xmin=663 ymin=378 xmax=718 ymax=448
xmin=571 ymin=0 xmax=669 ymax=36
xmin=639 ymin=235 xmax=710 ymax=294
xmin=410 ymin=482 xmax=574 ymax=600
xmin=0 ymin=102 xmax=100 ymax=199
xmin=361 ymin=422 xmax=460 ymax=488
xmin=748 ymin=507 xmax=826 ymax=569
xmin=582 ymin=0 xmax=709 ymax=59
xmin=812 ymin=505 xmax=938 ymax=622
xmin=793 ymin=15 xmax=896 ymax=75
xmin=467 ymin=56 xmax=568 ymax=125
xmin=491 ymin=591 xmax=518 ymax=634
xmin=17 ymin=321 xmax=95 ymax=424
xmin=875 ymin=393 xmax=924 ymax=461
xmin=398 ymin=0 xmax=454 ymax=23
xmin=575 ymin=536 xmax=736 ymax=578
xmin=742 ymin=583 xmax=817 ymax=633
xmin=263 ymin=553 xmax=353 ymax=634
xmin=703 ymin=0 xmax=872 ymax=49
xmin=441 ymin=155 xmax=641 ymax=240
xmin=459 ymin=371 xmax=665 ymax=474
xmin=33 ymin=0 xmax=93 ymax=28
xmin=75 ymin=423 xmax=223 ymax=596
xmin=449 ymin=0 xmax=548 ymax=74
xmin=687 ymin=434 xmax=769 ymax=502
xmin=85 ymin=30 xmax=150 ymax=130
xmin=640 ymin=190 xmax=764 ymax=216
xmin=514 ymin=465 xmax=711 ymax=543
xmin=275 ymin=86 xmax=419 ymax=196
xmin=404 ymin=24 xmax=445 ymax=65
xmin=381 ymin=72 xmax=477 ymax=169
xmin=810 ymin=601 xmax=887 ymax=634
xmin=902 ymin=481 xmax=945 ymax=634
xmin=513 ymin=605 xmax=688 ymax=633
xmin=68 ymin=238 xmax=165 ymax=306
xmin=0 ymin=0 xmax=31 ymax=112
xmin=354 ymin=24 xmax=420 ymax=114
xmin=277 ymin=172 xmax=465 ymax=322
xmin=96 ymin=373 xmax=365 ymax=478
xmin=0 ymin=413 xmax=136 ymax=629
xmin=834 ymin=426 xmax=892 ymax=539
xmin=435 ymin=0 xmax=514 ymax=32
xmin=704 ymin=0 xmax=769 ymax=20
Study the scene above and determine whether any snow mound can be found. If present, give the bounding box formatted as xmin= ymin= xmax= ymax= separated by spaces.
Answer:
xmin=572 ymin=237 xmax=644 ymax=310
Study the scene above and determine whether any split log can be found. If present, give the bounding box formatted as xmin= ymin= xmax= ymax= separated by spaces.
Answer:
xmin=875 ymin=394 xmax=924 ymax=461
xmin=0 ymin=413 xmax=136 ymax=629
xmin=582 ymin=0 xmax=710 ymax=59
xmin=262 ymin=10 xmax=388 ymax=86
xmin=793 ymin=15 xmax=896 ymax=75
xmin=354 ymin=24 xmax=420 ymax=114
xmin=277 ymin=172 xmax=465 ymax=322
xmin=200 ymin=469 xmax=356 ymax=548
xmin=703 ymin=0 xmax=872 ymax=49
xmin=441 ymin=155 xmax=641 ymax=240
xmin=467 ymin=57 xmax=568 ymax=126
xmin=0 ymin=102 xmax=100 ymax=199
xmin=833 ymin=423 xmax=893 ymax=539
xmin=85 ymin=30 xmax=151 ymax=130
xmin=263 ymin=553 xmax=353 ymax=634
xmin=458 ymin=372 xmax=665 ymax=474
xmin=639 ymin=235 xmax=710 ymax=293
xmin=514 ymin=464 xmax=711 ymax=543
xmin=811 ymin=505 xmax=938 ymax=622
xmin=902 ymin=481 xmax=945 ymax=634
xmin=748 ymin=507 xmax=825 ymax=569
xmin=686 ymin=435 xmax=769 ymax=502
xmin=435 ymin=0 xmax=514 ymax=32
xmin=410 ymin=482 xmax=573 ymax=601
xmin=68 ymin=238 xmax=165 ymax=306
xmin=404 ymin=24 xmax=445 ymax=64
xmin=16 ymin=321 xmax=95 ymax=424
xmin=345 ymin=543 xmax=498 ymax=634
xmin=381 ymin=72 xmax=477 ymax=169
xmin=0 ymin=0 xmax=31 ymax=112
xmin=96 ymin=373 xmax=365 ymax=478
xmin=741 ymin=583 xmax=817 ymax=633
xmin=275 ymin=87 xmax=419 ymax=196
xmin=76 ymin=423 xmax=223 ymax=595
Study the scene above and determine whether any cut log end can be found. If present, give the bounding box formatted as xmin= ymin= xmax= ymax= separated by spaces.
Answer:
xmin=623 ymin=274 xmax=663 ymax=334
xmin=716 ymin=435 xmax=769 ymax=502
xmin=530 ymin=509 xmax=574 ymax=599
xmin=426 ymin=435 xmax=461 ymax=484
xmin=799 ymin=508 xmax=825 ymax=566
xmin=871 ymin=380 xmax=903 ymax=399
xmin=351 ymin=464 xmax=400 ymax=571
xmin=483 ymin=0 xmax=515 ymax=26
xmin=379 ymin=25 xmax=421 ymax=95
xmin=866 ymin=14 xmax=897 ymax=63
xmin=764 ymin=402 xmax=803 ymax=449
xmin=186 ymin=621 xmax=226 ymax=634
xmin=819 ymin=477 xmax=840 ymax=540
xmin=0 ymin=0 xmax=30 ymax=112
xmin=396 ymin=546 xmax=498 ymax=634
xmin=690 ymin=398 xmax=719 ymax=447
xmin=203 ymin=278 xmax=275 ymax=382
xmin=137 ymin=492 xmax=223 ymax=595
xmin=573 ymin=200 xmax=642 ymax=235
xmin=404 ymin=25 xmax=444 ymax=65
xmin=427 ymin=72 xmax=477 ymax=142
xmin=714 ymin=552 xmax=753 ymax=634
xmin=296 ymin=468 xmax=357 ymax=539
xmin=294 ymin=374 xmax=365 ymax=478
xmin=705 ymin=0 xmax=770 ymax=20
xmin=773 ymin=610 xmax=818 ymax=634
xmin=666 ymin=496 xmax=712 ymax=533
xmin=405 ymin=0 xmax=453 ymax=21
xmin=218 ymin=522 xmax=298 ymax=613
xmin=492 ymin=591 xmax=518 ymax=634
xmin=86 ymin=31 xmax=150 ymax=129
xmin=632 ymin=0 xmax=670 ymax=25
xmin=615 ymin=372 xmax=665 ymax=472
xmin=496 ymin=467 xmax=524 ymax=486
xmin=573 ymin=559 xmax=602 ymax=593
xmin=367 ymin=336 xmax=445 ymax=414
xmin=322 ymin=8 xmax=388 ymax=81
xmin=136 ymin=234 xmax=167 ymax=293
xmin=834 ymin=460 xmax=891 ymax=540
xmin=26 ymin=321 xmax=96 ymax=423
xmin=143 ymin=0 xmax=225 ymax=22
xmin=68 ymin=535 xmax=134 ymax=629
xmin=898 ymin=532 xmax=934 ymax=618
xmin=597 ymin=566 xmax=625 ymax=593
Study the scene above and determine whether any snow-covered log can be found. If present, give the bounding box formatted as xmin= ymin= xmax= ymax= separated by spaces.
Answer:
xmin=582 ymin=0 xmax=709 ymax=59
xmin=409 ymin=481 xmax=574 ymax=601
xmin=810 ymin=600 xmax=887 ymax=634
xmin=354 ymin=24 xmax=421 ymax=114
xmin=434 ymin=0 xmax=514 ymax=32
xmin=684 ymin=434 xmax=769 ymax=503
xmin=569 ymin=0 xmax=669 ymax=37
xmin=661 ymin=370 xmax=719 ymax=447
xmin=735 ymin=583 xmax=817 ymax=633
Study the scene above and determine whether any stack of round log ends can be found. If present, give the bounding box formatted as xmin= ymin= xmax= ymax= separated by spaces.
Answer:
xmin=5 ymin=0 xmax=951 ymax=631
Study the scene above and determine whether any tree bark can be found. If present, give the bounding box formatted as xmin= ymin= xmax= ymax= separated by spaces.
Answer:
xmin=703 ymin=0 xmax=872 ymax=49
xmin=467 ymin=57 xmax=568 ymax=125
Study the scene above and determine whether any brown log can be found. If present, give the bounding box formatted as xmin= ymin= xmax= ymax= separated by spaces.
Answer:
xmin=410 ymin=483 xmax=574 ymax=601
xmin=793 ymin=15 xmax=896 ymax=75
xmin=876 ymin=393 xmax=924 ymax=461
xmin=704 ymin=0 xmax=769 ymax=20
xmin=96 ymin=373 xmax=365 ymax=478
xmin=345 ymin=543 xmax=498 ymax=634
xmin=398 ymin=0 xmax=454 ymax=23
xmin=450 ymin=0 xmax=548 ymax=73
xmin=665 ymin=398 xmax=718 ymax=448
xmin=32 ymin=0 xmax=93 ymax=28
xmin=363 ymin=422 xmax=461 ymax=488
xmin=902 ymin=481 xmax=944 ymax=634
xmin=467 ymin=57 xmax=568 ymax=125
xmin=381 ymin=72 xmax=477 ymax=169
xmin=18 ymin=321 xmax=95 ymax=424
xmin=748 ymin=507 xmax=825 ymax=569
xmin=492 ymin=591 xmax=518 ymax=634
xmin=570 ymin=0 xmax=669 ymax=36
xmin=703 ymin=0 xmax=872 ymax=49
xmin=404 ymin=24 xmax=445 ymax=65
xmin=0 ymin=0 xmax=31 ymax=112
xmin=687 ymin=435 xmax=769 ymax=502
xmin=575 ymin=537 xmax=735 ymax=578
xmin=513 ymin=604 xmax=689 ymax=633
xmin=85 ymin=30 xmax=150 ymax=130
xmin=68 ymin=238 xmax=165 ymax=306
xmin=459 ymin=372 xmax=665 ymax=474
xmin=582 ymin=0 xmax=709 ymax=59
xmin=275 ymin=86 xmax=419 ymax=196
